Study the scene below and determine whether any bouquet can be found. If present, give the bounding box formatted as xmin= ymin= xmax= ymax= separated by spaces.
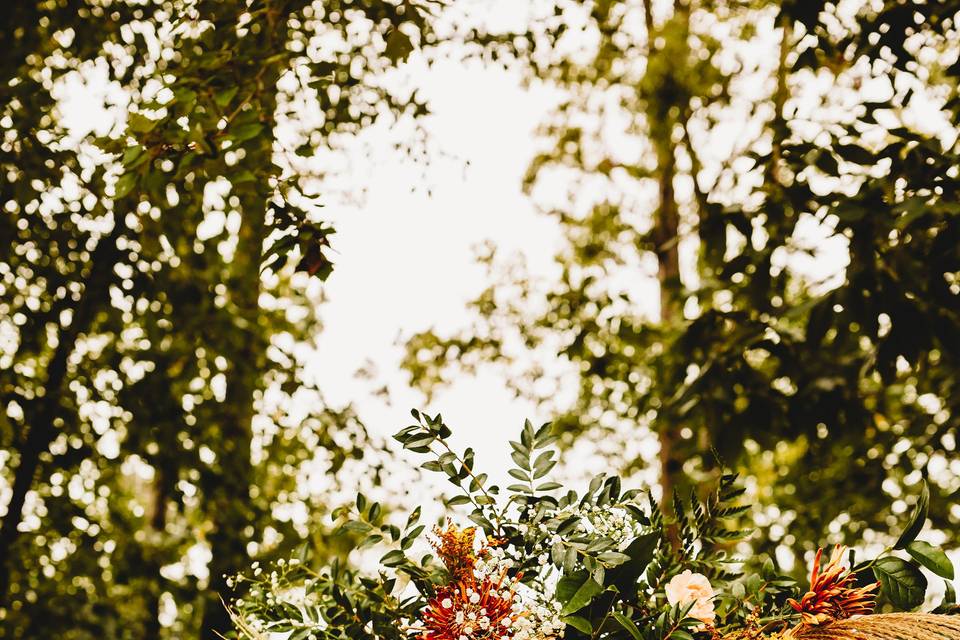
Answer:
xmin=229 ymin=413 xmax=958 ymax=640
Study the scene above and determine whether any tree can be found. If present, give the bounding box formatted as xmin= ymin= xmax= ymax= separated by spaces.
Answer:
xmin=1 ymin=0 xmax=438 ymax=637
xmin=402 ymin=0 xmax=960 ymax=559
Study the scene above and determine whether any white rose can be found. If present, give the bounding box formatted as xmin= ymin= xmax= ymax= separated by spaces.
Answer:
xmin=665 ymin=570 xmax=716 ymax=625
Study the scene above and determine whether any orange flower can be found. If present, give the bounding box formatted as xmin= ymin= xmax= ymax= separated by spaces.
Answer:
xmin=430 ymin=523 xmax=502 ymax=583
xmin=431 ymin=524 xmax=480 ymax=583
xmin=420 ymin=524 xmax=522 ymax=640
xmin=420 ymin=573 xmax=522 ymax=640
xmin=788 ymin=545 xmax=879 ymax=625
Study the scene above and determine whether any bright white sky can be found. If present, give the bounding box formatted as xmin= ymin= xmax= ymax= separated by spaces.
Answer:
xmin=306 ymin=57 xmax=565 ymax=488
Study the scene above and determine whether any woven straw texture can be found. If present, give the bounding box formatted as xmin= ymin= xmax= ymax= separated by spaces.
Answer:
xmin=789 ymin=614 xmax=960 ymax=640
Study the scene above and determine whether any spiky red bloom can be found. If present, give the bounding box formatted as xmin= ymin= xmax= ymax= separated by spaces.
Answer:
xmin=788 ymin=545 xmax=880 ymax=625
xmin=420 ymin=573 xmax=522 ymax=640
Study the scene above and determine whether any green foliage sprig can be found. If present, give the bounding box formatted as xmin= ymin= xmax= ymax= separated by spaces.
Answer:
xmin=231 ymin=414 xmax=957 ymax=640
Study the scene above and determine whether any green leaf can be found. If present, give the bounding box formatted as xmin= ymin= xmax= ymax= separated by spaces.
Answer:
xmin=508 ymin=468 xmax=529 ymax=481
xmin=894 ymin=481 xmax=929 ymax=549
xmin=385 ymin=29 xmax=414 ymax=63
xmin=114 ymin=173 xmax=137 ymax=199
xmin=556 ymin=570 xmax=588 ymax=606
xmin=360 ymin=534 xmax=383 ymax=548
xmin=230 ymin=123 xmax=265 ymax=143
xmin=340 ymin=520 xmax=372 ymax=534
xmin=232 ymin=169 xmax=257 ymax=184
xmin=906 ymin=541 xmax=954 ymax=579
xmin=873 ymin=556 xmax=927 ymax=610
xmin=510 ymin=450 xmax=531 ymax=470
xmin=551 ymin=540 xmax=565 ymax=566
xmin=942 ymin=580 xmax=956 ymax=607
xmin=597 ymin=551 xmax=630 ymax=566
xmin=562 ymin=615 xmax=592 ymax=635
xmin=561 ymin=576 xmax=604 ymax=615
xmin=467 ymin=511 xmax=494 ymax=532
xmin=215 ymin=86 xmax=240 ymax=107
xmin=121 ymin=145 xmax=148 ymax=169
xmin=612 ymin=611 xmax=642 ymax=640
xmin=405 ymin=434 xmax=436 ymax=450
xmin=380 ymin=550 xmax=407 ymax=567
xmin=127 ymin=113 xmax=159 ymax=133
xmin=609 ymin=533 xmax=658 ymax=595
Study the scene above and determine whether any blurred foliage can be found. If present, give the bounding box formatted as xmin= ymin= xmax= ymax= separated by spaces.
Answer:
xmin=0 ymin=0 xmax=443 ymax=637
xmin=402 ymin=0 xmax=960 ymax=566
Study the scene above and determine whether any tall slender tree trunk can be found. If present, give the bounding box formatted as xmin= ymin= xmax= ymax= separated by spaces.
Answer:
xmin=642 ymin=0 xmax=688 ymax=512
xmin=199 ymin=182 xmax=270 ymax=638
xmin=198 ymin=8 xmax=290 ymax=635
xmin=653 ymin=143 xmax=683 ymax=508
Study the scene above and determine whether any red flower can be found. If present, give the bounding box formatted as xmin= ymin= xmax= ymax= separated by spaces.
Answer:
xmin=420 ymin=573 xmax=522 ymax=640
xmin=417 ymin=524 xmax=523 ymax=640
xmin=788 ymin=545 xmax=879 ymax=625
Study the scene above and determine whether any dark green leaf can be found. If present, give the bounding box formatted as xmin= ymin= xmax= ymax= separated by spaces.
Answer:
xmin=561 ymin=576 xmax=603 ymax=615
xmin=906 ymin=541 xmax=954 ymax=579
xmin=562 ymin=615 xmax=592 ymax=635
xmin=873 ymin=556 xmax=926 ymax=610
xmin=895 ymin=481 xmax=929 ymax=549
xmin=612 ymin=611 xmax=642 ymax=640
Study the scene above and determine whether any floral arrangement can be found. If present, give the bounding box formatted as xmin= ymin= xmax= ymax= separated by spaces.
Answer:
xmin=229 ymin=413 xmax=958 ymax=640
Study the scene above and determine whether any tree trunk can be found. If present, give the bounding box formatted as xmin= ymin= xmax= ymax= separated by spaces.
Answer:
xmin=644 ymin=0 xmax=688 ymax=513
xmin=653 ymin=140 xmax=683 ymax=508
xmin=198 ymin=13 xmax=286 ymax=635
xmin=199 ymin=200 xmax=268 ymax=637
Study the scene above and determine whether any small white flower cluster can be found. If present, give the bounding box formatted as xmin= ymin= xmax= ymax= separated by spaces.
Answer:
xmin=230 ymin=559 xmax=326 ymax=638
xmin=510 ymin=585 xmax=564 ymax=640
xmin=451 ymin=544 xmax=562 ymax=640
xmin=565 ymin=505 xmax=642 ymax=545
xmin=475 ymin=551 xmax=563 ymax=640
xmin=474 ymin=544 xmax=517 ymax=578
